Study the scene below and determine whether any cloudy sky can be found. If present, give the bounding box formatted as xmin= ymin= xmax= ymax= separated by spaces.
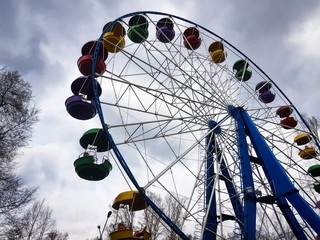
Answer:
xmin=1 ymin=1 xmax=320 ymax=239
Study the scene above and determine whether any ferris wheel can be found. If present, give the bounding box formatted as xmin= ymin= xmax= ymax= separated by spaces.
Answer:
xmin=65 ymin=11 xmax=320 ymax=239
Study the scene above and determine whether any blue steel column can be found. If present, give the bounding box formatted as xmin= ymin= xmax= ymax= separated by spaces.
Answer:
xmin=238 ymin=106 xmax=320 ymax=237
xmin=219 ymin=158 xmax=244 ymax=224
xmin=229 ymin=106 xmax=256 ymax=240
xmin=203 ymin=132 xmax=217 ymax=240
xmin=204 ymin=120 xmax=244 ymax=239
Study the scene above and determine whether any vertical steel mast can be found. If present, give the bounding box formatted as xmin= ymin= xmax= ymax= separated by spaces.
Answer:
xmin=204 ymin=120 xmax=244 ymax=240
xmin=229 ymin=105 xmax=320 ymax=239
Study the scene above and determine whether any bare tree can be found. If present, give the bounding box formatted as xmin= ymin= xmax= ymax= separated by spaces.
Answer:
xmin=4 ymin=199 xmax=57 ymax=239
xmin=0 ymin=67 xmax=39 ymax=163
xmin=140 ymin=192 xmax=165 ymax=240
xmin=0 ymin=172 xmax=37 ymax=216
xmin=46 ymin=230 xmax=69 ymax=240
xmin=0 ymin=67 xmax=39 ymax=230
xmin=163 ymin=194 xmax=186 ymax=240
xmin=305 ymin=115 xmax=320 ymax=140
xmin=0 ymin=68 xmax=67 ymax=239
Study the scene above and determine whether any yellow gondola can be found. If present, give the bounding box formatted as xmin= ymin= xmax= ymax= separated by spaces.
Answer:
xmin=110 ymin=191 xmax=151 ymax=239
xmin=109 ymin=227 xmax=134 ymax=240
xmin=112 ymin=190 xmax=148 ymax=211
xmin=298 ymin=146 xmax=317 ymax=159
xmin=294 ymin=133 xmax=312 ymax=146
xmin=208 ymin=41 xmax=226 ymax=63
xmin=109 ymin=226 xmax=151 ymax=240
xmin=102 ymin=22 xmax=126 ymax=53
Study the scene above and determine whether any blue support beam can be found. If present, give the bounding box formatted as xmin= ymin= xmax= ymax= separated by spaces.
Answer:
xmin=236 ymin=106 xmax=320 ymax=237
xmin=203 ymin=133 xmax=217 ymax=240
xmin=219 ymin=157 xmax=244 ymax=224
xmin=277 ymin=196 xmax=308 ymax=239
xmin=230 ymin=107 xmax=256 ymax=240
xmin=204 ymin=121 xmax=244 ymax=239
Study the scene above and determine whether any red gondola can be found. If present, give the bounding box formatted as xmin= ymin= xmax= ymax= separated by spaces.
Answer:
xmin=81 ymin=40 xmax=108 ymax=60
xmin=77 ymin=55 xmax=106 ymax=76
xmin=276 ymin=106 xmax=293 ymax=118
xmin=183 ymin=27 xmax=201 ymax=50
xmin=280 ymin=117 xmax=297 ymax=129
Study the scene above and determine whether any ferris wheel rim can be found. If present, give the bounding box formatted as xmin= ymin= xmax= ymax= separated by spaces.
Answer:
xmin=83 ymin=11 xmax=320 ymax=239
